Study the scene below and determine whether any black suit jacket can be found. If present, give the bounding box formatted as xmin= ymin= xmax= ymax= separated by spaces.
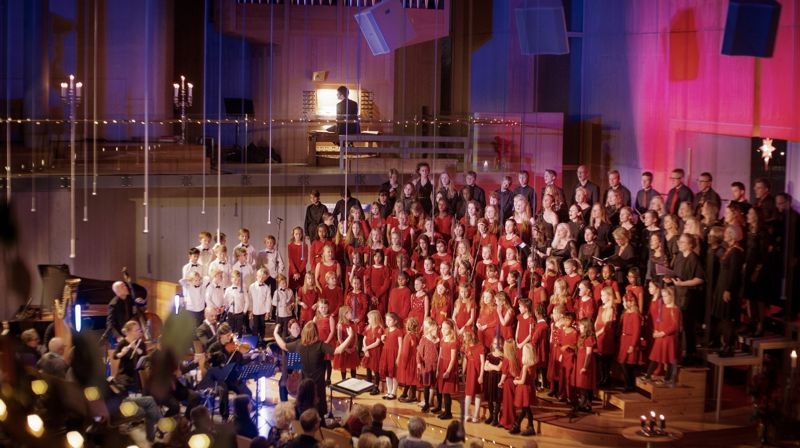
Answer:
xmin=106 ymin=295 xmax=132 ymax=341
xmin=336 ymin=99 xmax=359 ymax=135
xmin=571 ymin=180 xmax=600 ymax=206
xmin=195 ymin=323 xmax=217 ymax=353
xmin=666 ymin=184 xmax=694 ymax=215
xmin=634 ymin=188 xmax=661 ymax=214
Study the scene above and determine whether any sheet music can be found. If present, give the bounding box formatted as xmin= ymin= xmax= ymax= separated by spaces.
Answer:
xmin=335 ymin=378 xmax=375 ymax=393
xmin=655 ymin=264 xmax=676 ymax=278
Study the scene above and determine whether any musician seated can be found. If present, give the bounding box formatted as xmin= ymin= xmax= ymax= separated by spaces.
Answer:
xmin=18 ymin=328 xmax=44 ymax=368
xmin=141 ymin=338 xmax=202 ymax=418
xmin=206 ymin=323 xmax=252 ymax=421
xmin=195 ymin=307 xmax=219 ymax=353
xmin=113 ymin=320 xmax=145 ymax=392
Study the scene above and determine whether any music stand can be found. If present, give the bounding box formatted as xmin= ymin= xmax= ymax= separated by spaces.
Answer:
xmin=239 ymin=361 xmax=278 ymax=406
xmin=329 ymin=378 xmax=376 ymax=412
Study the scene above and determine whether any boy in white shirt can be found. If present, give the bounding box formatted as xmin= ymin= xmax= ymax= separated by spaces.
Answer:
xmin=208 ymin=245 xmax=232 ymax=287
xmin=271 ymin=274 xmax=295 ymax=335
xmin=232 ymin=247 xmax=256 ymax=287
xmin=256 ymin=235 xmax=285 ymax=292
xmin=205 ymin=268 xmax=226 ymax=319
xmin=182 ymin=247 xmax=203 ymax=280
xmin=234 ymin=228 xmax=256 ymax=266
xmin=179 ymin=270 xmax=207 ymax=325
xmin=196 ymin=231 xmax=214 ymax=275
xmin=248 ymin=268 xmax=272 ymax=343
xmin=225 ymin=270 xmax=249 ymax=337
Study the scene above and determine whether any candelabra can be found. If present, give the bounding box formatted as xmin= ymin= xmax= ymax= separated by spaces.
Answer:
xmin=60 ymin=75 xmax=83 ymax=259
xmin=173 ymin=75 xmax=193 ymax=144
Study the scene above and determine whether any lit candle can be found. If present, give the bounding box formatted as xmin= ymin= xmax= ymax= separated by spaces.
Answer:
xmin=792 ymin=350 xmax=797 ymax=369
xmin=659 ymin=414 xmax=666 ymax=430
xmin=640 ymin=415 xmax=647 ymax=430
xmin=75 ymin=82 xmax=82 ymax=99
xmin=173 ymin=83 xmax=180 ymax=100
xmin=61 ymin=82 xmax=68 ymax=98
xmin=649 ymin=411 xmax=656 ymax=432
xmin=187 ymin=83 xmax=193 ymax=100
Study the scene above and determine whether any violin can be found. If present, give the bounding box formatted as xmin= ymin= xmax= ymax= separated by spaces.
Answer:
xmin=224 ymin=341 xmax=253 ymax=355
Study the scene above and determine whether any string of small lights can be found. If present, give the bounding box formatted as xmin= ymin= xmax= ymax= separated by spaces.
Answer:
xmin=0 ymin=117 xmax=527 ymax=127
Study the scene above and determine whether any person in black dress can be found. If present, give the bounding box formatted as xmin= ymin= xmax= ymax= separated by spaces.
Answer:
xmin=273 ymin=320 xmax=355 ymax=419
xmin=665 ymin=234 xmax=705 ymax=363
xmin=415 ymin=162 xmax=434 ymax=216
xmin=712 ymin=226 xmax=745 ymax=357
xmin=743 ymin=208 xmax=769 ymax=336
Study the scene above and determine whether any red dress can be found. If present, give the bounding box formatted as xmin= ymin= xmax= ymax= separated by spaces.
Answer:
xmin=297 ymin=287 xmax=320 ymax=324
xmin=453 ymin=302 xmax=474 ymax=331
xmin=498 ymin=306 xmax=515 ymax=340
xmin=576 ymin=297 xmax=596 ymax=322
xmin=460 ymin=217 xmax=478 ymax=241
xmin=379 ymin=327 xmax=404 ymax=378
xmin=334 ymin=322 xmax=359 ymax=370
xmin=528 ymin=286 xmax=547 ymax=309
xmin=344 ymin=265 xmax=365 ymax=294
xmin=387 ymin=287 xmax=412 ymax=323
xmin=500 ymin=262 xmax=523 ymax=285
xmin=472 ymin=233 xmax=498 ymax=263
xmin=431 ymin=253 xmax=453 ymax=272
xmin=574 ymin=335 xmax=596 ymax=390
xmin=288 ymin=242 xmax=308 ymax=290
xmin=434 ymin=215 xmax=454 ymax=241
xmin=561 ymin=274 xmax=582 ymax=296
xmin=531 ymin=319 xmax=549 ymax=368
xmin=316 ymin=261 xmax=340 ymax=288
xmin=617 ymin=311 xmax=643 ymax=365
xmin=625 ymin=285 xmax=644 ymax=307
xmin=559 ymin=329 xmax=578 ymax=400
xmin=315 ymin=314 xmax=335 ymax=361
xmin=408 ymin=293 xmax=427 ymax=329
xmin=383 ymin=247 xmax=407 ymax=272
xmin=649 ymin=306 xmax=681 ymax=364
xmin=397 ymin=331 xmax=420 ymax=387
xmin=499 ymin=359 xmax=517 ymax=429
xmin=436 ymin=340 xmax=459 ymax=393
xmin=397 ymin=226 xmax=414 ymax=254
xmin=476 ymin=306 xmax=499 ymax=348
xmin=310 ymin=239 xmax=334 ymax=270
xmin=595 ymin=308 xmax=617 ymax=356
xmin=464 ymin=344 xmax=485 ymax=396
xmin=515 ymin=314 xmax=533 ymax=358
xmin=474 ymin=261 xmax=494 ymax=288
xmin=430 ymin=296 xmax=451 ymax=327
xmin=514 ymin=365 xmax=535 ymax=407
xmin=416 ymin=336 xmax=438 ymax=386
xmin=422 ymin=272 xmax=439 ymax=295
xmin=547 ymin=325 xmax=562 ymax=383
xmin=345 ymin=291 xmax=369 ymax=334
xmin=498 ymin=235 xmax=521 ymax=262
xmin=542 ymin=273 xmax=558 ymax=297
xmin=362 ymin=326 xmax=383 ymax=371
xmin=321 ymin=285 xmax=344 ymax=317
xmin=365 ymin=265 xmax=391 ymax=313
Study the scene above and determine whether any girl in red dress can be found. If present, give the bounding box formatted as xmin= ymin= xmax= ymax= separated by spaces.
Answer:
xmin=472 ymin=219 xmax=498 ymax=263
xmin=320 ymin=271 xmax=344 ymax=317
xmin=452 ymin=284 xmax=476 ymax=338
xmin=600 ymin=264 xmax=622 ymax=305
xmin=368 ymin=202 xmax=385 ymax=235
xmin=558 ymin=312 xmax=578 ymax=403
xmin=297 ymin=272 xmax=320 ymax=325
xmin=334 ymin=306 xmax=359 ymax=380
xmin=624 ymin=267 xmax=645 ymax=314
xmin=438 ymin=261 xmax=456 ymax=300
xmin=362 ymin=310 xmax=384 ymax=394
xmin=618 ymin=296 xmax=643 ymax=392
xmin=448 ymin=223 xmax=468 ymax=260
xmin=587 ymin=266 xmax=603 ymax=304
xmin=409 ymin=276 xmax=429 ymax=329
xmin=548 ymin=278 xmax=573 ymax=316
xmin=315 ymin=245 xmax=341 ymax=289
xmin=411 ymin=234 xmax=432 ymax=274
xmin=430 ymin=282 xmax=452 ymax=328
xmin=310 ymin=224 xmax=334 ymax=271
xmin=431 ymin=239 xmax=453 ymax=273
xmin=645 ymin=286 xmax=682 ymax=385
xmin=384 ymin=229 xmax=407 ymax=274
xmin=345 ymin=276 xmax=369 ymax=345
xmin=547 ymin=305 xmax=565 ymax=396
xmin=434 ymin=198 xmax=454 ymax=242
xmin=474 ymin=245 xmax=495 ymax=289
xmin=453 ymin=239 xmax=474 ymax=274
xmin=527 ymin=271 xmax=547 ymax=309
xmin=498 ymin=219 xmax=522 ymax=263
xmin=515 ymin=298 xmax=534 ymax=359
xmin=511 ymin=343 xmax=537 ymax=436
xmin=542 ymin=257 xmax=560 ymax=297
xmin=379 ymin=312 xmax=404 ymax=400
xmin=393 ymin=212 xmax=415 ymax=254
xmin=397 ymin=317 xmax=421 ymax=403
xmin=498 ymin=339 xmax=519 ymax=430
xmin=575 ymin=280 xmax=596 ymax=322
xmin=416 ymin=317 xmax=439 ymax=412
xmin=500 ymin=247 xmax=523 ymax=287
xmin=495 ymin=291 xmax=515 ymax=341
xmin=476 ymin=290 xmax=498 ymax=348
xmin=531 ymin=304 xmax=550 ymax=390
xmin=418 ymin=218 xmax=440 ymax=248
xmin=504 ymin=270 xmax=522 ymax=307
xmin=460 ymin=200 xmax=480 ymax=242
xmin=433 ymin=319 xmax=459 ymax=420
xmin=573 ymin=318 xmax=597 ymax=412
xmin=365 ymin=251 xmax=391 ymax=314
xmin=561 ymin=259 xmax=583 ymax=296
xmin=344 ymin=248 xmax=366 ymax=294
xmin=462 ymin=331 xmax=486 ymax=423
xmin=595 ymin=286 xmax=617 ymax=388
xmin=482 ymin=265 xmax=501 ymax=296
xmin=421 ymin=257 xmax=439 ymax=295
xmin=288 ymin=226 xmax=308 ymax=291
xmin=314 ymin=299 xmax=336 ymax=384
xmin=387 ymin=272 xmax=412 ymax=323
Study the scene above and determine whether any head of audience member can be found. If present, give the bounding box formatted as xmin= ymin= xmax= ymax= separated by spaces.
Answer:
xmin=48 ymin=337 xmax=66 ymax=356
xmin=670 ymin=168 xmax=685 ymax=188
xmin=697 ymin=172 xmax=713 ymax=192
xmin=233 ymin=394 xmax=252 ymax=422
xmin=190 ymin=405 xmax=214 ymax=434
xmin=641 ymin=171 xmax=653 ymax=190
xmin=299 ymin=408 xmax=321 ymax=435
xmin=21 ymin=329 xmax=40 ymax=349
xmin=444 ymin=420 xmax=466 ymax=444
xmin=370 ymin=403 xmax=388 ymax=427
xmin=407 ymin=416 xmax=427 ymax=439
xmin=577 ymin=165 xmax=589 ymax=183
xmin=357 ymin=433 xmax=379 ymax=448
xmin=112 ymin=281 xmax=129 ymax=299
xmin=250 ymin=437 xmax=270 ymax=448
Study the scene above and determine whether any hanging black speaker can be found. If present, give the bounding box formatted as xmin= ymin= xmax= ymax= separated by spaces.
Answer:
xmin=721 ymin=0 xmax=781 ymax=57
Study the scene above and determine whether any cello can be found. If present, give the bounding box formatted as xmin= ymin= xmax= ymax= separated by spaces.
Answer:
xmin=122 ymin=266 xmax=162 ymax=352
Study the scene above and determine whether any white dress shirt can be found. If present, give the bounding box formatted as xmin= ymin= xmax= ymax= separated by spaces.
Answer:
xmin=235 ymin=243 xmax=257 ymax=267
xmin=271 ymin=288 xmax=294 ymax=318
xmin=256 ymin=248 xmax=285 ymax=278
xmin=205 ymin=279 xmax=226 ymax=310
xmin=208 ymin=259 xmax=232 ymax=287
xmin=233 ymin=263 xmax=256 ymax=289
xmin=225 ymin=285 xmax=249 ymax=314
xmin=179 ymin=277 xmax=207 ymax=312
xmin=182 ymin=261 xmax=203 ymax=280
xmin=195 ymin=245 xmax=215 ymax=276
xmin=248 ymin=281 xmax=272 ymax=316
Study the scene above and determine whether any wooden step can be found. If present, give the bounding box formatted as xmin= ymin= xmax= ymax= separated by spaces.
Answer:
xmin=677 ymin=367 xmax=709 ymax=388
xmin=636 ymin=379 xmax=704 ymax=401
xmin=607 ymin=391 xmax=705 ymax=419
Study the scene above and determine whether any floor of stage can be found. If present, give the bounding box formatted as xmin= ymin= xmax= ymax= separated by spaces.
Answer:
xmin=239 ymin=371 xmax=757 ymax=448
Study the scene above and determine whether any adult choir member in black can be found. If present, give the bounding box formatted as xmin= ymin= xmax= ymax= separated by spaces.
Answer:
xmin=665 ymin=233 xmax=705 ymax=364
xmin=711 ymin=226 xmax=745 ymax=357
xmin=273 ymin=321 xmax=355 ymax=419
xmin=106 ymin=281 xmax=133 ymax=346
xmin=334 ymin=85 xmax=360 ymax=136
xmin=207 ymin=323 xmax=253 ymax=421
xmin=635 ymin=171 xmax=660 ymax=215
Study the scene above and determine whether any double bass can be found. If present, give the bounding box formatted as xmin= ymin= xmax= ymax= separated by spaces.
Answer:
xmin=122 ymin=267 xmax=162 ymax=352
